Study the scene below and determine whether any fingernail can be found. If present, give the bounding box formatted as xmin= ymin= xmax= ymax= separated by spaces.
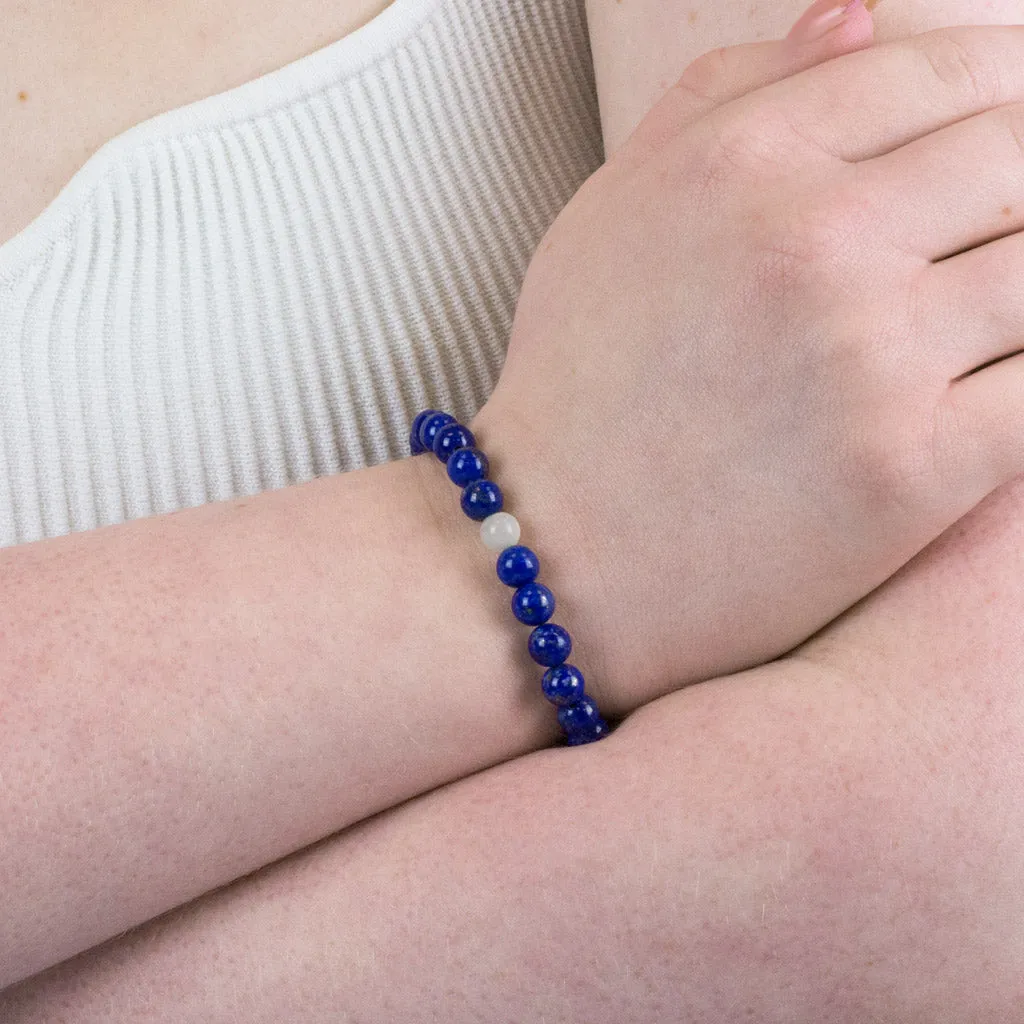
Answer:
xmin=787 ymin=0 xmax=864 ymax=46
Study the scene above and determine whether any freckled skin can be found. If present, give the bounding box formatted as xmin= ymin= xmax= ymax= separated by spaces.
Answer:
xmin=1 ymin=1 xmax=1024 ymax=1019
xmin=0 ymin=0 xmax=392 ymax=246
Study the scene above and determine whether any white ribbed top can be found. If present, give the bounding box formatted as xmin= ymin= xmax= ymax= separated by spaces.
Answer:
xmin=0 ymin=0 xmax=601 ymax=549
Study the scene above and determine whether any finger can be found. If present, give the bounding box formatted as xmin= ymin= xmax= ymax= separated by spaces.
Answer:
xmin=942 ymin=351 xmax=1024 ymax=497
xmin=921 ymin=229 xmax=1024 ymax=379
xmin=716 ymin=25 xmax=1024 ymax=164
xmin=617 ymin=0 xmax=875 ymax=166
xmin=856 ymin=101 xmax=1024 ymax=262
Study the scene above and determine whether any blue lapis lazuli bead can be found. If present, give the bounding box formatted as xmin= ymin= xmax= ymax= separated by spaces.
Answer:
xmin=566 ymin=718 xmax=610 ymax=745
xmin=512 ymin=582 xmax=555 ymax=626
xmin=409 ymin=410 xmax=436 ymax=455
xmin=447 ymin=447 xmax=489 ymax=487
xmin=558 ymin=697 xmax=608 ymax=744
xmin=433 ymin=423 xmax=475 ymax=463
xmin=542 ymin=664 xmax=585 ymax=707
xmin=419 ymin=411 xmax=456 ymax=453
xmin=496 ymin=545 xmax=539 ymax=587
xmin=461 ymin=479 xmax=503 ymax=521
xmin=528 ymin=623 xmax=572 ymax=667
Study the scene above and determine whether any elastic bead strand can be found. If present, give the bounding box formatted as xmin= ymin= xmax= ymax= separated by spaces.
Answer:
xmin=410 ymin=409 xmax=609 ymax=745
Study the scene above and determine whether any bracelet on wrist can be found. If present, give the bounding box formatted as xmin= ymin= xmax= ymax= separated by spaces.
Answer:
xmin=410 ymin=409 xmax=611 ymax=746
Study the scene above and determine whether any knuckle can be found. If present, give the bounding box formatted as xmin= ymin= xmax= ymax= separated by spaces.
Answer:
xmin=830 ymin=319 xmax=937 ymax=514
xmin=792 ymin=194 xmax=863 ymax=261
xmin=748 ymin=188 xmax=866 ymax=305
xmin=674 ymin=47 xmax=731 ymax=107
xmin=1002 ymin=101 xmax=1024 ymax=163
xmin=915 ymin=30 xmax=1002 ymax=109
xmin=626 ymin=49 xmax=735 ymax=167
xmin=843 ymin=414 xmax=927 ymax=515
xmin=684 ymin=114 xmax=788 ymax=197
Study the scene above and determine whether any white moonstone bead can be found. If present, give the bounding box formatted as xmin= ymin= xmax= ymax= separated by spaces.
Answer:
xmin=480 ymin=512 xmax=521 ymax=551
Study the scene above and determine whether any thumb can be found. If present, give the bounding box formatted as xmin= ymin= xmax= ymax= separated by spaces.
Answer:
xmin=785 ymin=0 xmax=877 ymax=57
xmin=616 ymin=0 xmax=878 ymax=162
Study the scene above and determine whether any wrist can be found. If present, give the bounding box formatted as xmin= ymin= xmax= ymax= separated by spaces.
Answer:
xmin=280 ymin=453 xmax=565 ymax=752
xmin=469 ymin=399 xmax=669 ymax=718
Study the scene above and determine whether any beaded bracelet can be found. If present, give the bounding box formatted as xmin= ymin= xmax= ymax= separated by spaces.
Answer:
xmin=410 ymin=409 xmax=611 ymax=745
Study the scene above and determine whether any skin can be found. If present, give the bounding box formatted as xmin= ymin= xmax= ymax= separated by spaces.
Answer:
xmin=9 ymin=0 xmax=1024 ymax=991
xmin=587 ymin=0 xmax=1024 ymax=156
xmin=2 ymin=473 xmax=1022 ymax=1021
xmin=0 ymin=455 xmax=581 ymax=988
xmin=0 ymin=0 xmax=393 ymax=246
xmin=2 ymin=0 xmax=1024 ymax=1015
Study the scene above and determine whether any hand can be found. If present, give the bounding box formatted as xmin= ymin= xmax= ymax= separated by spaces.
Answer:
xmin=473 ymin=20 xmax=1024 ymax=715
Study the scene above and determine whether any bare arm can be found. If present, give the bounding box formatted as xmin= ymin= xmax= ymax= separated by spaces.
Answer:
xmin=10 ymin=0 xmax=1024 ymax=996
xmin=6 ymin=2 xmax=1023 ymax=1016
xmin=0 ymin=452 xmax=579 ymax=989
xmin=4 ymin=475 xmax=1023 ymax=1021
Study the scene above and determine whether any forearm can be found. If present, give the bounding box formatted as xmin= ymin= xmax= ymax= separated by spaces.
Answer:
xmin=12 ymin=0 xmax=1024 ymax=997
xmin=0 ymin=450 xmax=569 ymax=988
xmin=3 ymin=643 xmax=1020 ymax=1023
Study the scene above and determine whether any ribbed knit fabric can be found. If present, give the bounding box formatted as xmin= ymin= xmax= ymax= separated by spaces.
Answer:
xmin=0 ymin=0 xmax=602 ymax=549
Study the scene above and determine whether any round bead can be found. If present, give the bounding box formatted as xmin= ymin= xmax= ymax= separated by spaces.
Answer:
xmin=409 ymin=410 xmax=436 ymax=455
xmin=447 ymin=447 xmax=489 ymax=487
xmin=542 ymin=664 xmax=585 ymax=707
xmin=512 ymin=582 xmax=555 ymax=626
xmin=496 ymin=545 xmax=539 ymax=587
xmin=418 ymin=412 xmax=456 ymax=453
xmin=528 ymin=623 xmax=572 ymax=667
xmin=558 ymin=697 xmax=608 ymax=744
xmin=461 ymin=480 xmax=503 ymax=521
xmin=480 ymin=512 xmax=521 ymax=551
xmin=566 ymin=718 xmax=610 ymax=745
xmin=433 ymin=423 xmax=475 ymax=463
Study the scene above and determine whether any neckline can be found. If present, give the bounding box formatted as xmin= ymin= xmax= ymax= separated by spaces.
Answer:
xmin=0 ymin=0 xmax=439 ymax=284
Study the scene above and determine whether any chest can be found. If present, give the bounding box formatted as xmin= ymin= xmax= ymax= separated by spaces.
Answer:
xmin=0 ymin=0 xmax=602 ymax=549
xmin=0 ymin=0 xmax=391 ymax=246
